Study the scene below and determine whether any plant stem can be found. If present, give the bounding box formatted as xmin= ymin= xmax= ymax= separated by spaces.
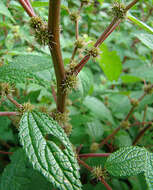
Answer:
xmin=79 ymin=153 xmax=110 ymax=158
xmin=78 ymin=158 xmax=112 ymax=190
xmin=7 ymin=95 xmax=23 ymax=109
xmin=0 ymin=112 xmax=18 ymax=116
xmin=99 ymin=127 xmax=121 ymax=148
xmin=73 ymin=0 xmax=140 ymax=74
xmin=99 ymin=87 xmax=153 ymax=148
xmin=133 ymin=124 xmax=152 ymax=145
xmin=0 ymin=150 xmax=13 ymax=155
xmin=75 ymin=19 xmax=79 ymax=40
xmin=48 ymin=0 xmax=66 ymax=113
xmin=94 ymin=17 xmax=120 ymax=47
xmin=51 ymin=85 xmax=57 ymax=105
xmin=18 ymin=0 xmax=35 ymax=17
xmin=70 ymin=46 xmax=78 ymax=63
xmin=125 ymin=0 xmax=139 ymax=11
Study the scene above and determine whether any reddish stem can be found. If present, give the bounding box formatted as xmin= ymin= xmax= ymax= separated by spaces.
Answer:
xmin=78 ymin=158 xmax=112 ymax=190
xmin=24 ymin=0 xmax=35 ymax=13
xmin=99 ymin=127 xmax=121 ymax=148
xmin=79 ymin=153 xmax=110 ymax=158
xmin=133 ymin=124 xmax=152 ymax=146
xmin=18 ymin=0 xmax=35 ymax=17
xmin=7 ymin=95 xmax=23 ymax=109
xmin=51 ymin=85 xmax=57 ymax=105
xmin=94 ymin=17 xmax=119 ymax=48
xmin=125 ymin=0 xmax=139 ymax=11
xmin=0 ymin=150 xmax=13 ymax=155
xmin=0 ymin=112 xmax=18 ymax=116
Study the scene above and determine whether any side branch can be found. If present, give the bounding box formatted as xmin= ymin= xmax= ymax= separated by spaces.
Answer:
xmin=0 ymin=112 xmax=18 ymax=116
xmin=48 ymin=0 xmax=66 ymax=113
xmin=73 ymin=0 xmax=140 ymax=75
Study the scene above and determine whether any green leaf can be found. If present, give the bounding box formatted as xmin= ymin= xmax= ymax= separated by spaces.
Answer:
xmin=127 ymin=13 xmax=153 ymax=34
xmin=134 ymin=33 xmax=153 ymax=50
xmin=130 ymin=65 xmax=153 ymax=83
xmin=19 ymin=111 xmax=82 ymax=190
xmin=83 ymin=96 xmax=114 ymax=124
xmin=145 ymin=152 xmax=153 ymax=190
xmin=121 ymin=75 xmax=142 ymax=83
xmin=78 ymin=68 xmax=93 ymax=97
xmin=0 ymin=149 xmax=53 ymax=190
xmin=0 ymin=1 xmax=15 ymax=23
xmin=87 ymin=120 xmax=104 ymax=141
xmin=31 ymin=1 xmax=49 ymax=7
xmin=0 ymin=62 xmax=50 ymax=88
xmin=105 ymin=146 xmax=147 ymax=176
xmin=13 ymin=55 xmax=52 ymax=72
xmin=98 ymin=44 xmax=122 ymax=81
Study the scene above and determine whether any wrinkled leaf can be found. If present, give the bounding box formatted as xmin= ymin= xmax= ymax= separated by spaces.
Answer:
xmin=145 ymin=152 xmax=153 ymax=190
xmin=105 ymin=146 xmax=147 ymax=176
xmin=19 ymin=111 xmax=82 ymax=190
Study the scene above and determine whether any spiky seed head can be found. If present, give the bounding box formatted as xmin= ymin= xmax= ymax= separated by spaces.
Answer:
xmin=70 ymin=12 xmax=80 ymax=22
xmin=112 ymin=2 xmax=126 ymax=19
xmin=75 ymin=38 xmax=85 ymax=49
xmin=0 ymin=83 xmax=13 ymax=96
xmin=81 ymin=0 xmax=91 ymax=6
xmin=22 ymin=102 xmax=35 ymax=113
xmin=64 ymin=123 xmax=72 ymax=136
xmin=144 ymin=84 xmax=153 ymax=94
xmin=91 ymin=166 xmax=107 ymax=180
xmin=61 ymin=73 xmax=78 ymax=93
xmin=88 ymin=47 xmax=100 ymax=58
xmin=30 ymin=16 xmax=43 ymax=30
xmin=52 ymin=110 xmax=69 ymax=126
xmin=121 ymin=120 xmax=130 ymax=129
xmin=130 ymin=98 xmax=139 ymax=107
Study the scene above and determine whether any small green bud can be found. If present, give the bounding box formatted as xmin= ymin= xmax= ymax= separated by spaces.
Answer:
xmin=91 ymin=166 xmax=107 ymax=180
xmin=90 ymin=142 xmax=99 ymax=152
xmin=61 ymin=73 xmax=78 ymax=93
xmin=75 ymin=38 xmax=85 ymax=49
xmin=52 ymin=110 xmax=69 ymax=126
xmin=81 ymin=0 xmax=91 ymax=6
xmin=70 ymin=12 xmax=80 ymax=22
xmin=0 ymin=83 xmax=13 ymax=96
xmin=121 ymin=120 xmax=130 ymax=129
xmin=112 ymin=2 xmax=126 ymax=19
xmin=88 ymin=47 xmax=100 ymax=58
xmin=144 ymin=84 xmax=153 ymax=94
xmin=64 ymin=123 xmax=72 ymax=136
xmin=130 ymin=98 xmax=139 ymax=107
xmin=22 ymin=102 xmax=35 ymax=113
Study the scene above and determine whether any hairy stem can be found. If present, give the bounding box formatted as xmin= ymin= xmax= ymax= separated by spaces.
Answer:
xmin=78 ymin=158 xmax=112 ymax=190
xmin=133 ymin=124 xmax=152 ymax=145
xmin=18 ymin=0 xmax=35 ymax=17
xmin=48 ymin=0 xmax=66 ymax=113
xmin=7 ymin=95 xmax=23 ymax=109
xmin=73 ymin=0 xmax=140 ymax=74
xmin=125 ymin=0 xmax=139 ymax=11
xmin=0 ymin=112 xmax=18 ymax=116
xmin=0 ymin=150 xmax=13 ymax=155
xmin=79 ymin=153 xmax=110 ymax=158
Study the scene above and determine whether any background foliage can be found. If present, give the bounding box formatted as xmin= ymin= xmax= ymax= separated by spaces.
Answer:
xmin=0 ymin=0 xmax=153 ymax=189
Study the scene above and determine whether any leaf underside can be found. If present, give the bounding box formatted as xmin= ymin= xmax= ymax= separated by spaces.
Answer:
xmin=19 ymin=111 xmax=82 ymax=190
